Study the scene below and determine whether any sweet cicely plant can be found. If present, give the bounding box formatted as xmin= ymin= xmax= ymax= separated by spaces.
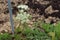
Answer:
xmin=16 ymin=5 xmax=32 ymax=26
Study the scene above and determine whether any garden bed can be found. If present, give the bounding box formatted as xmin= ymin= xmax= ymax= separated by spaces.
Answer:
xmin=0 ymin=0 xmax=60 ymax=40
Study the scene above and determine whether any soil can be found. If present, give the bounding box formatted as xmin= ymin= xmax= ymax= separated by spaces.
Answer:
xmin=0 ymin=0 xmax=60 ymax=33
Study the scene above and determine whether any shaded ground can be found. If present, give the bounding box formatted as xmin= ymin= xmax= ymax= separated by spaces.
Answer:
xmin=0 ymin=0 xmax=60 ymax=33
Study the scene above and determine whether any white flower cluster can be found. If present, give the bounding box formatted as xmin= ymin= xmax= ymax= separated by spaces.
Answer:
xmin=17 ymin=5 xmax=29 ymax=10
xmin=16 ymin=5 xmax=31 ymax=24
xmin=16 ymin=12 xmax=30 ymax=23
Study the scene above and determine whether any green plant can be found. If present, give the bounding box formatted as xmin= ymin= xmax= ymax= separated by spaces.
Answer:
xmin=16 ymin=12 xmax=31 ymax=24
xmin=14 ymin=22 xmax=52 ymax=40
xmin=0 ymin=33 xmax=12 ymax=40
xmin=16 ymin=5 xmax=32 ymax=25
xmin=33 ymin=21 xmax=55 ymax=40
xmin=40 ymin=21 xmax=60 ymax=40
xmin=14 ymin=34 xmax=21 ymax=40
xmin=42 ymin=23 xmax=54 ymax=32
xmin=54 ymin=21 xmax=60 ymax=40
xmin=21 ymin=27 xmax=51 ymax=40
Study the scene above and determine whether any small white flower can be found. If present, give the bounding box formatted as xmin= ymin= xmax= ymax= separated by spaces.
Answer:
xmin=17 ymin=5 xmax=28 ymax=10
